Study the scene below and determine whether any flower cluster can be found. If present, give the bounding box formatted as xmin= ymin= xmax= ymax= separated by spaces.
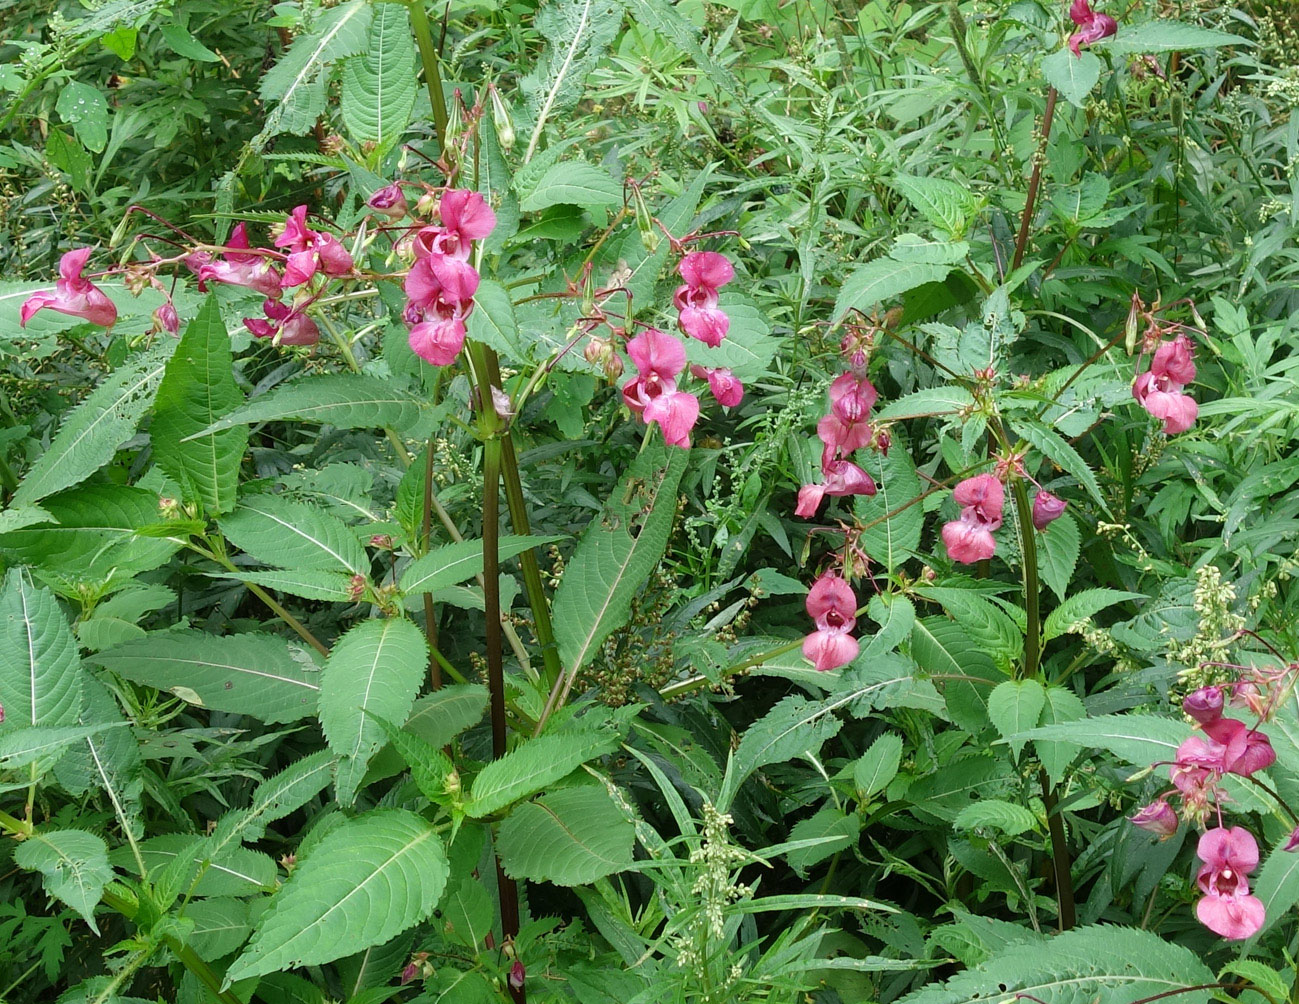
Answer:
xmin=1133 ymin=333 xmax=1198 ymax=435
xmin=401 ymin=189 xmax=497 ymax=365
xmin=1067 ymin=0 xmax=1117 ymax=56
xmin=795 ymin=373 xmax=880 ymax=517
xmin=802 ymin=572 xmax=860 ymax=672
xmin=19 ymin=248 xmax=118 ymax=330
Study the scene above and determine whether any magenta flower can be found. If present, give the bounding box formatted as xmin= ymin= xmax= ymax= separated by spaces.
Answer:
xmin=1130 ymin=799 xmax=1178 ymax=838
xmin=941 ymin=474 xmax=1005 ymax=564
xmin=402 ymin=254 xmax=480 ymax=366
xmin=622 ymin=328 xmax=699 ymax=448
xmin=1068 ymin=0 xmax=1118 ymax=56
xmin=1183 ymin=685 xmax=1225 ymax=725
xmin=690 ymin=364 xmax=744 ymax=408
xmin=20 ymin=248 xmax=118 ymax=329
xmin=367 ymin=183 xmax=409 ymax=220
xmin=802 ymin=573 xmax=860 ymax=672
xmin=817 ymin=373 xmax=877 ymax=456
xmin=413 ymin=190 xmax=497 ymax=261
xmin=1284 ymin=827 xmax=1299 ymax=853
xmin=1195 ymin=826 xmax=1265 ymax=940
xmin=153 ymin=301 xmax=180 ymax=336
xmin=275 ymin=206 xmax=354 ymax=287
xmin=187 ymin=223 xmax=284 ymax=298
xmin=1202 ymin=718 xmax=1276 ymax=778
xmin=1133 ymin=334 xmax=1197 ymax=434
xmin=795 ymin=454 xmax=877 ymax=517
xmin=674 ymin=251 xmax=733 ymax=348
xmin=1031 ymin=490 xmax=1067 ymax=531
xmin=244 ymin=298 xmax=320 ymax=346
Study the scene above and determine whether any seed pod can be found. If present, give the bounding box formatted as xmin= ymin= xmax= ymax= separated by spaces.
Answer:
xmin=488 ymin=85 xmax=515 ymax=151
xmin=632 ymin=184 xmax=659 ymax=253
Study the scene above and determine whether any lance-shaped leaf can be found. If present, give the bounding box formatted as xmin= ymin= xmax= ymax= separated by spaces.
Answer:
xmin=150 ymin=294 xmax=247 ymax=516
xmin=339 ymin=2 xmax=416 ymax=150
xmin=210 ymin=750 xmax=338 ymax=853
xmin=319 ymin=618 xmax=427 ymax=805
xmin=0 ymin=723 xmax=125 ymax=772
xmin=14 ymin=829 xmax=112 ymax=932
xmin=52 ymin=675 xmax=143 ymax=839
xmin=220 ymin=495 xmax=369 ymax=574
xmin=552 ymin=442 xmax=687 ymax=678
xmin=192 ymin=374 xmax=422 ymax=439
xmin=91 ymin=631 xmax=320 ymax=723
xmin=464 ymin=729 xmax=620 ymax=818
xmin=497 ymin=785 xmax=634 ymax=886
xmin=225 ymin=809 xmax=448 ymax=984
xmin=399 ymin=535 xmax=561 ymax=595
xmin=206 ymin=569 xmax=359 ymax=603
xmin=0 ymin=567 xmax=84 ymax=728
xmin=366 ymin=684 xmax=488 ymax=782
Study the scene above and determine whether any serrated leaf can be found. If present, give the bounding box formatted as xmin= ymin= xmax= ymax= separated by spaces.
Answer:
xmin=1036 ymin=685 xmax=1086 ymax=785
xmin=1011 ymin=418 xmax=1107 ymax=514
xmin=185 ymin=898 xmax=252 ymax=960
xmin=366 ymin=684 xmax=489 ymax=781
xmin=340 ymin=3 xmax=416 ymax=150
xmin=465 ymin=729 xmax=619 ymax=818
xmin=319 ymin=618 xmax=427 ymax=805
xmin=466 ymin=279 xmax=525 ymax=358
xmin=729 ymin=695 xmax=844 ymax=796
xmin=1041 ymin=49 xmax=1100 ymax=108
xmin=91 ymin=631 xmax=320 ymax=723
xmin=226 ymin=809 xmax=448 ymax=984
xmin=987 ymin=680 xmax=1046 ymax=760
xmin=14 ymin=830 xmax=112 ymax=932
xmin=0 ymin=722 xmax=125 ymax=771
xmin=211 ymin=751 xmax=337 ymax=853
xmin=121 ymin=834 xmax=277 ymax=898
xmin=1009 ymin=713 xmax=1186 ymax=766
xmin=874 ymin=386 xmax=975 ymax=421
xmin=13 ymin=341 xmax=174 ymax=506
xmin=1043 ymin=587 xmax=1144 ymax=641
xmin=497 ymin=785 xmax=634 ymax=886
xmin=193 ymin=374 xmax=422 ymax=438
xmin=519 ymin=161 xmax=623 ymax=212
xmin=552 ymin=442 xmax=687 ymax=678
xmin=853 ymin=733 xmax=902 ymax=799
xmin=910 ymin=617 xmax=998 ymax=683
xmin=51 ymin=674 xmax=143 ymax=837
xmin=220 ymin=495 xmax=369 ymax=574
xmin=400 ymin=535 xmax=560 ymax=595
xmin=862 ymin=593 xmax=916 ymax=659
xmin=890 ymin=175 xmax=980 ymax=238
xmin=1036 ymin=513 xmax=1080 ymax=602
xmin=0 ymin=567 xmax=84 ymax=728
xmin=150 ymin=295 xmax=246 ymax=516
xmin=365 ymin=712 xmax=454 ymax=804
xmin=1099 ymin=20 xmax=1249 ymax=56
xmin=833 ymin=258 xmax=951 ymax=323
xmin=209 ymin=568 xmax=359 ymax=603
xmin=953 ymin=799 xmax=1038 ymax=837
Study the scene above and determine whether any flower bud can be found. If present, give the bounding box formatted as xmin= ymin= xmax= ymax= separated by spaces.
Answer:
xmin=153 ymin=301 xmax=180 ymax=336
xmin=489 ymin=85 xmax=515 ymax=151
xmin=1031 ymin=490 xmax=1067 ymax=531
xmin=415 ymin=190 xmax=439 ymax=219
xmin=509 ymin=960 xmax=525 ymax=989
xmin=348 ymin=574 xmax=367 ymax=602
xmin=1182 ymin=685 xmax=1224 ymax=725
xmin=632 ymin=184 xmax=660 ymax=254
xmin=369 ymin=534 xmax=394 ymax=550
xmin=1124 ymin=291 xmax=1143 ymax=355
xmin=1129 ymin=799 xmax=1178 ymax=838
xmin=1285 ymin=826 xmax=1299 ymax=853
xmin=367 ymin=183 xmax=408 ymax=220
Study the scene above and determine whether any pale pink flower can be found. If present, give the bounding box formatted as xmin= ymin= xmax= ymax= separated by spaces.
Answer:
xmin=1195 ymin=826 xmax=1265 ymax=940
xmin=802 ymin=573 xmax=859 ymax=672
xmin=1133 ymin=334 xmax=1198 ymax=434
xmin=941 ymin=518 xmax=997 ymax=564
xmin=942 ymin=474 xmax=1005 ymax=563
xmin=20 ymin=248 xmax=118 ymax=328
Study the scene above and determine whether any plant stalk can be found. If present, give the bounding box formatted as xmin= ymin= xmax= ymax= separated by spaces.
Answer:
xmin=423 ymin=439 xmax=441 ymax=688
xmin=1010 ymin=479 xmax=1041 ymax=682
xmin=409 ymin=0 xmax=449 ymax=149
xmin=1013 ymin=86 xmax=1058 ymax=271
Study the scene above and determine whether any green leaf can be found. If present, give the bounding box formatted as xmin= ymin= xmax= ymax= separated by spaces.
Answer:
xmin=13 ymin=341 xmax=174 ymax=505
xmin=1036 ymin=685 xmax=1086 ymax=785
xmin=340 ymin=3 xmax=416 ymax=150
xmin=728 ymin=694 xmax=844 ymax=798
xmin=208 ymin=569 xmax=359 ymax=603
xmin=1011 ymin=417 xmax=1107 ymax=513
xmin=194 ymin=374 xmax=422 ymax=438
xmin=210 ymin=750 xmax=338 ymax=853
xmin=987 ymin=680 xmax=1046 ymax=760
xmin=853 ymin=733 xmax=902 ymax=800
xmin=497 ymin=785 xmax=634 ymax=886
xmin=1218 ymin=960 xmax=1287 ymax=1002
xmin=784 ymin=805 xmax=858 ymax=877
xmin=953 ymin=799 xmax=1038 ymax=837
xmin=896 ymin=924 xmax=1212 ymax=1004
xmin=861 ymin=593 xmax=916 ymax=659
xmin=0 ymin=568 xmax=84 ymax=728
xmin=552 ymin=442 xmax=687 ymax=678
xmin=364 ymin=712 xmax=454 ymax=805
xmin=14 ymin=830 xmax=112 ymax=932
xmin=874 ymin=386 xmax=975 ymax=421
xmin=150 ymin=294 xmax=247 ymax=516
xmin=519 ymin=162 xmax=623 ymax=212
xmin=465 ymin=729 xmax=620 ymax=818
xmin=184 ymin=898 xmax=252 ymax=960
xmin=365 ymin=684 xmax=488 ymax=781
xmin=55 ymin=81 xmax=108 ymax=153
xmin=91 ymin=631 xmax=319 ymax=723
xmin=889 ymin=175 xmax=980 ymax=238
xmin=51 ymin=675 xmax=142 ymax=835
xmin=122 ymin=834 xmax=276 ymax=898
xmin=1245 ymin=843 xmax=1299 ymax=942
xmin=1100 ymin=21 xmax=1249 ymax=56
xmin=400 ymin=535 xmax=561 ymax=596
xmin=1036 ymin=513 xmax=1080 ymax=602
xmin=910 ymin=617 xmax=998 ymax=683
xmin=1008 ymin=714 xmax=1186 ymax=767
xmin=319 ymin=618 xmax=428 ymax=805
xmin=158 ymin=21 xmax=220 ymax=61
xmin=683 ymin=294 xmax=778 ymax=384
xmin=833 ymin=259 xmax=952 ymax=323
xmin=1041 ymin=49 xmax=1100 ymax=108
xmin=225 ymin=809 xmax=448 ymax=984
xmin=0 ymin=723 xmax=125 ymax=772
xmin=220 ymin=495 xmax=369 ymax=574
xmin=466 ymin=279 xmax=525 ymax=358
xmin=1043 ymin=587 xmax=1145 ymax=641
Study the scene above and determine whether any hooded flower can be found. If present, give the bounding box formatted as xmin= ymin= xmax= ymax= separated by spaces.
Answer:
xmin=244 ymin=298 xmax=320 ymax=346
xmin=1130 ymin=799 xmax=1178 ymax=838
xmin=1201 ymin=717 xmax=1276 ymax=778
xmin=942 ymin=474 xmax=1005 ymax=564
xmin=795 ymin=453 xmax=878 ymax=517
xmin=1183 ymin=685 xmax=1225 ymax=725
xmin=1032 ymin=490 xmax=1067 ymax=531
xmin=1133 ymin=334 xmax=1198 ymax=434
xmin=20 ymin=248 xmax=118 ymax=328
xmin=275 ymin=206 xmax=354 ymax=287
xmin=403 ymin=254 xmax=480 ymax=366
xmin=622 ymin=328 xmax=699 ymax=448
xmin=690 ymin=365 xmax=744 ymax=408
xmin=674 ymin=251 xmax=733 ymax=347
xmin=413 ymin=190 xmax=497 ymax=261
xmin=1068 ymin=0 xmax=1118 ymax=56
xmin=367 ymin=183 xmax=409 ymax=220
xmin=1194 ymin=826 xmax=1265 ymax=940
xmin=192 ymin=224 xmax=284 ymax=298
xmin=818 ymin=373 xmax=877 ymax=456
xmin=802 ymin=573 xmax=859 ymax=672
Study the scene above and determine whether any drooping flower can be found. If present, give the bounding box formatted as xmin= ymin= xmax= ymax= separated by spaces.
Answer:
xmin=191 ymin=224 xmax=285 ymax=298
xmin=941 ymin=518 xmax=998 ymax=564
xmin=622 ymin=328 xmax=699 ymax=448
xmin=818 ymin=373 xmax=877 ymax=456
xmin=403 ymin=254 xmax=480 ymax=366
xmin=274 ymin=206 xmax=354 ymax=287
xmin=1284 ymin=827 xmax=1299 ymax=853
xmin=20 ymin=248 xmax=118 ymax=329
xmin=674 ymin=251 xmax=734 ymax=347
xmin=244 ymin=298 xmax=320 ymax=346
xmin=1202 ymin=717 xmax=1276 ymax=778
xmin=690 ymin=364 xmax=744 ymax=408
xmin=1133 ymin=334 xmax=1198 ymax=434
xmin=1130 ymin=799 xmax=1178 ymax=838
xmin=367 ymin=183 xmax=409 ymax=220
xmin=509 ymin=960 xmax=525 ymax=990
xmin=795 ymin=454 xmax=877 ymax=517
xmin=1194 ymin=826 xmax=1265 ymax=940
xmin=802 ymin=573 xmax=860 ymax=672
xmin=1183 ymin=685 xmax=1225 ymax=725
xmin=1068 ymin=0 xmax=1118 ymax=57
xmin=942 ymin=474 xmax=1005 ymax=564
xmin=153 ymin=301 xmax=180 ymax=336
xmin=412 ymin=190 xmax=497 ymax=261
xmin=1031 ymin=490 xmax=1067 ymax=531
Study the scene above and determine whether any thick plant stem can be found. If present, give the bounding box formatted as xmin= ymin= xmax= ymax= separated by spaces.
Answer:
xmin=423 ymin=441 xmax=441 ymax=688
xmin=1013 ymin=86 xmax=1059 ymax=271
xmin=1010 ymin=479 xmax=1041 ymax=682
xmin=1039 ymin=768 xmax=1077 ymax=931
xmin=408 ymin=1 xmax=449 ymax=149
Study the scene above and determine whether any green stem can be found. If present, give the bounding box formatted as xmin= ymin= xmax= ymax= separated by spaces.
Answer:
xmin=1010 ymin=478 xmax=1041 ymax=682
xmin=0 ymin=806 xmax=31 ymax=837
xmin=1013 ymin=86 xmax=1058 ymax=271
xmin=409 ymin=0 xmax=449 ymax=149
xmin=422 ymin=440 xmax=441 ymax=688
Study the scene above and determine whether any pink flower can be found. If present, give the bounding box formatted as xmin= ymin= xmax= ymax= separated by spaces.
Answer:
xmin=674 ymin=251 xmax=734 ymax=348
xmin=1068 ymin=0 xmax=1118 ymax=56
xmin=941 ymin=518 xmax=997 ymax=564
xmin=20 ymin=248 xmax=118 ymax=329
xmin=509 ymin=960 xmax=525 ymax=990
xmin=644 ymin=389 xmax=700 ymax=448
xmin=402 ymin=255 xmax=479 ymax=366
xmin=1133 ymin=335 xmax=1198 ymax=434
xmin=413 ymin=190 xmax=497 ymax=260
xmin=1194 ymin=826 xmax=1265 ymax=940
xmin=802 ymin=573 xmax=859 ymax=672
xmin=942 ymin=474 xmax=1005 ymax=563
xmin=795 ymin=456 xmax=878 ymax=517
xmin=1183 ymin=686 xmax=1225 ymax=725
xmin=1130 ymin=799 xmax=1178 ymax=838
xmin=367 ymin=183 xmax=408 ymax=220
xmin=621 ymin=328 xmax=698 ymax=448
xmin=187 ymin=223 xmax=285 ymax=298
xmin=153 ymin=302 xmax=180 ymax=336
xmin=1284 ymin=827 xmax=1299 ymax=853
xmin=1031 ymin=490 xmax=1067 ymax=530
xmin=1202 ymin=718 xmax=1276 ymax=778
xmin=817 ymin=374 xmax=877 ymax=455
xmin=274 ymin=206 xmax=354 ymax=287
xmin=244 ymin=298 xmax=320 ymax=346
xmin=409 ymin=318 xmax=468 ymax=366
xmin=690 ymin=365 xmax=744 ymax=408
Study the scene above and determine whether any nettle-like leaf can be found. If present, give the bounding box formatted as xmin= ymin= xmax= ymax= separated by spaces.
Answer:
xmin=552 ymin=442 xmax=688 ymax=679
xmin=898 ymin=925 xmax=1213 ymax=1004
xmin=723 ymin=694 xmax=845 ymax=807
xmin=14 ymin=829 xmax=112 ymax=932
xmin=366 ymin=684 xmax=488 ymax=781
xmin=953 ymin=799 xmax=1038 ymax=837
xmin=12 ymin=340 xmax=175 ymax=506
xmin=0 ymin=568 xmax=84 ymax=729
xmin=149 ymin=294 xmax=246 ymax=516
xmin=854 ymin=443 xmax=923 ymax=572
xmin=518 ymin=161 xmax=623 ymax=212
xmin=889 ymin=174 xmax=981 ymax=239
xmin=339 ymin=2 xmax=415 ymax=151
xmin=1042 ymin=587 xmax=1145 ymax=641
xmin=1041 ymin=49 xmax=1100 ymax=109
xmin=225 ymin=809 xmax=448 ymax=985
xmin=210 ymin=750 xmax=338 ymax=853
xmin=52 ymin=675 xmax=143 ymax=837
xmin=497 ymin=785 xmax=635 ymax=886
xmin=319 ymin=618 xmax=427 ymax=805
xmin=1099 ymin=20 xmax=1249 ymax=56
xmin=987 ymin=680 xmax=1046 ymax=761
xmin=206 ymin=569 xmax=358 ymax=603
xmin=465 ymin=729 xmax=620 ymax=818
xmin=196 ymin=373 xmax=423 ymax=439
xmin=400 ymin=535 xmax=561 ymax=596
xmin=0 ymin=723 xmax=126 ymax=773
xmin=853 ymin=733 xmax=903 ymax=801
xmin=91 ymin=630 xmax=320 ymax=723
xmin=219 ymin=494 xmax=370 ymax=574
xmin=1009 ymin=713 xmax=1186 ymax=767
xmin=1036 ymin=512 xmax=1080 ymax=602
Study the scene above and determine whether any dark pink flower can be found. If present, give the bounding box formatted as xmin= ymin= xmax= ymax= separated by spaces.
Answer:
xmin=509 ymin=960 xmax=525 ymax=990
xmin=795 ymin=456 xmax=877 ymax=517
xmin=1195 ymin=826 xmax=1265 ymax=940
xmin=817 ymin=374 xmax=877 ymax=455
xmin=1202 ymin=718 xmax=1276 ymax=778
xmin=244 ymin=298 xmax=320 ymax=346
xmin=690 ymin=364 xmax=744 ymax=408
xmin=153 ymin=301 xmax=180 ymax=336
xmin=1133 ymin=335 xmax=1198 ymax=434
xmin=622 ymin=329 xmax=697 ymax=448
xmin=1068 ymin=0 xmax=1118 ymax=56
xmin=20 ymin=248 xmax=118 ymax=328
xmin=1183 ymin=686 xmax=1225 ymax=725
xmin=1284 ymin=827 xmax=1299 ymax=853
xmin=674 ymin=251 xmax=734 ymax=348
xmin=275 ymin=206 xmax=354 ymax=287
xmin=405 ymin=254 xmax=480 ymax=311
xmin=644 ymin=388 xmax=700 ymax=448
xmin=1130 ymin=799 xmax=1178 ymax=838
xmin=409 ymin=318 xmax=468 ymax=366
xmin=802 ymin=573 xmax=859 ymax=672
xmin=367 ymin=183 xmax=409 ymax=220
xmin=679 ymin=251 xmax=734 ymax=291
xmin=941 ymin=518 xmax=997 ymax=564
xmin=1031 ymin=490 xmax=1067 ymax=531
xmin=413 ymin=190 xmax=497 ymax=260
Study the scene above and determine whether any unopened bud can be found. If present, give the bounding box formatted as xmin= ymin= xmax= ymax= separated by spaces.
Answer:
xmin=444 ymin=768 xmax=461 ymax=797
xmin=415 ymin=190 xmax=439 ymax=219
xmin=153 ymin=302 xmax=180 ymax=336
xmin=158 ymin=496 xmax=180 ymax=519
xmin=1031 ymin=490 xmax=1067 ymax=531
xmin=632 ymin=184 xmax=660 ymax=254
xmin=489 ymin=85 xmax=515 ymax=151
xmin=1124 ymin=291 xmax=1143 ymax=355
xmin=348 ymin=574 xmax=367 ymax=601
xmin=123 ymin=264 xmax=152 ymax=295
xmin=443 ymin=97 xmax=463 ymax=169
xmin=369 ymin=534 xmax=394 ymax=550
xmin=509 ymin=960 xmax=525 ymax=990
xmin=280 ymin=852 xmax=297 ymax=874
xmin=367 ymin=183 xmax=408 ymax=220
